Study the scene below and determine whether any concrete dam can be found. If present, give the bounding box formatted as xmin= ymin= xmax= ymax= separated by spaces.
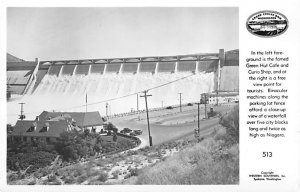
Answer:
xmin=7 ymin=49 xmax=239 ymax=123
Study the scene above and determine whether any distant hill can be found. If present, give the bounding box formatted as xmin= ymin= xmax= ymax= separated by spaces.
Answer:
xmin=7 ymin=53 xmax=25 ymax=62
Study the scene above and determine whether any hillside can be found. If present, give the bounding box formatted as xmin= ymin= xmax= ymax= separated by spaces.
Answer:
xmin=7 ymin=104 xmax=239 ymax=185
xmin=130 ymin=105 xmax=239 ymax=184
xmin=7 ymin=53 xmax=25 ymax=62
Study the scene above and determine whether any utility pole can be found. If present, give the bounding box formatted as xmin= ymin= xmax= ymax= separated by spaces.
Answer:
xmin=216 ymin=90 xmax=219 ymax=106
xmin=216 ymin=49 xmax=224 ymax=106
xmin=140 ymin=90 xmax=153 ymax=146
xmin=85 ymin=94 xmax=88 ymax=113
xmin=204 ymin=94 xmax=207 ymax=119
xmin=109 ymin=104 xmax=111 ymax=116
xmin=106 ymin=102 xmax=108 ymax=117
xmin=196 ymin=102 xmax=200 ymax=129
xmin=194 ymin=102 xmax=200 ymax=140
xmin=136 ymin=93 xmax=139 ymax=111
xmin=19 ymin=102 xmax=25 ymax=120
xmin=161 ymin=101 xmax=164 ymax=108
xmin=179 ymin=92 xmax=182 ymax=112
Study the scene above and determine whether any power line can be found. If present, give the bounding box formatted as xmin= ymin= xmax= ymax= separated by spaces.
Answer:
xmin=52 ymin=73 xmax=195 ymax=111
xmin=7 ymin=73 xmax=195 ymax=116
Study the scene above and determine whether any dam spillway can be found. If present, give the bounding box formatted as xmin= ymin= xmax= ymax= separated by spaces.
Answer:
xmin=7 ymin=49 xmax=239 ymax=123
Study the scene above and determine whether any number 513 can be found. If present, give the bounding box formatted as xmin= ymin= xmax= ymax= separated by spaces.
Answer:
xmin=262 ymin=152 xmax=272 ymax=157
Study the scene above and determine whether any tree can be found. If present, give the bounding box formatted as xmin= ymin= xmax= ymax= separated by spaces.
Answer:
xmin=84 ymin=128 xmax=90 ymax=136
xmin=7 ymin=124 xmax=13 ymax=134
xmin=55 ymin=130 xmax=104 ymax=161
xmin=96 ymin=134 xmax=103 ymax=144
xmin=113 ymin=133 xmax=117 ymax=142
xmin=35 ymin=139 xmax=48 ymax=152
xmin=107 ymin=130 xmax=112 ymax=136
xmin=93 ymin=143 xmax=102 ymax=153
xmin=107 ymin=122 xmax=118 ymax=133
xmin=55 ymin=131 xmax=79 ymax=161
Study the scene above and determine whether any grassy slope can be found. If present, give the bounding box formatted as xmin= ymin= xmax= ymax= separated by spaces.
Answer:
xmin=134 ymin=105 xmax=239 ymax=185
xmin=135 ymin=138 xmax=239 ymax=185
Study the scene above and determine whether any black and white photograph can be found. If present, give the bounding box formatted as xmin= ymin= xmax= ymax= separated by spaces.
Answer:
xmin=6 ymin=7 xmax=239 ymax=185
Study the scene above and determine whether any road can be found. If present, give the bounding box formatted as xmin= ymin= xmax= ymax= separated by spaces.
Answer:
xmin=110 ymin=104 xmax=236 ymax=146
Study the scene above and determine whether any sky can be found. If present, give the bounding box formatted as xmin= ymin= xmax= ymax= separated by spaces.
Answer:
xmin=7 ymin=7 xmax=238 ymax=61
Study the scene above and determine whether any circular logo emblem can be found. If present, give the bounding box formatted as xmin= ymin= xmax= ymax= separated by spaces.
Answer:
xmin=246 ymin=10 xmax=288 ymax=37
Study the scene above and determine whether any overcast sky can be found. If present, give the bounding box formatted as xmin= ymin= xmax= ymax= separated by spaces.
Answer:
xmin=7 ymin=7 xmax=238 ymax=61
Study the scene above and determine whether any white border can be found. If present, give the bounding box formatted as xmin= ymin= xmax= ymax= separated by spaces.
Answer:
xmin=1 ymin=1 xmax=300 ymax=192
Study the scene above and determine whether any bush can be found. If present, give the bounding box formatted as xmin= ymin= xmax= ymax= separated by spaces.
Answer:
xmin=219 ymin=105 xmax=239 ymax=145
xmin=7 ymin=172 xmax=19 ymax=182
xmin=7 ymin=124 xmax=13 ymax=134
xmin=84 ymin=129 xmax=90 ymax=136
xmin=7 ymin=151 xmax=57 ymax=173
xmin=76 ymin=175 xmax=88 ymax=183
xmin=129 ymin=168 xmax=139 ymax=176
xmin=107 ymin=130 xmax=112 ymax=136
xmin=64 ymin=175 xmax=76 ymax=184
xmin=97 ymin=172 xmax=108 ymax=182
xmin=124 ymin=173 xmax=131 ymax=179
xmin=112 ymin=170 xmax=120 ymax=179
xmin=28 ymin=179 xmax=37 ymax=185
xmin=107 ymin=122 xmax=118 ymax=133
xmin=55 ymin=130 xmax=101 ymax=161
xmin=113 ymin=133 xmax=117 ymax=142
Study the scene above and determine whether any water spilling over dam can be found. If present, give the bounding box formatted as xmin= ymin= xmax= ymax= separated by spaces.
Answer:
xmin=7 ymin=49 xmax=239 ymax=123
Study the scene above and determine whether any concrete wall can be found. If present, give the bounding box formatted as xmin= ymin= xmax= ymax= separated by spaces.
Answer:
xmin=7 ymin=50 xmax=239 ymax=95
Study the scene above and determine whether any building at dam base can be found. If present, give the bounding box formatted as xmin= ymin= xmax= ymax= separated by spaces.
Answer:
xmin=7 ymin=49 xmax=239 ymax=124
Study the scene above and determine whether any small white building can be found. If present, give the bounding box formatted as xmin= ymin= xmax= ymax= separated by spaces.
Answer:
xmin=201 ymin=92 xmax=239 ymax=105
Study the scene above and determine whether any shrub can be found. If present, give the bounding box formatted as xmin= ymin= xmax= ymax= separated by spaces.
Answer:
xmin=47 ymin=174 xmax=57 ymax=182
xmin=127 ymin=150 xmax=138 ymax=156
xmin=124 ymin=173 xmax=131 ymax=179
xmin=28 ymin=179 xmax=37 ymax=185
xmin=64 ymin=175 xmax=76 ymax=184
xmin=7 ymin=124 xmax=13 ymax=134
xmin=219 ymin=104 xmax=239 ymax=145
xmin=55 ymin=130 xmax=102 ymax=161
xmin=112 ymin=170 xmax=120 ymax=179
xmin=84 ymin=129 xmax=90 ymax=136
xmin=113 ymin=133 xmax=117 ymax=142
xmin=76 ymin=175 xmax=88 ymax=184
xmin=33 ymin=170 xmax=44 ymax=179
xmin=97 ymin=171 xmax=108 ymax=182
xmin=7 ymin=172 xmax=19 ymax=182
xmin=72 ymin=166 xmax=85 ymax=177
xmin=107 ymin=122 xmax=118 ymax=133
xmin=7 ymin=151 xmax=57 ymax=173
xmin=129 ymin=168 xmax=139 ymax=176
xmin=107 ymin=130 xmax=112 ymax=136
